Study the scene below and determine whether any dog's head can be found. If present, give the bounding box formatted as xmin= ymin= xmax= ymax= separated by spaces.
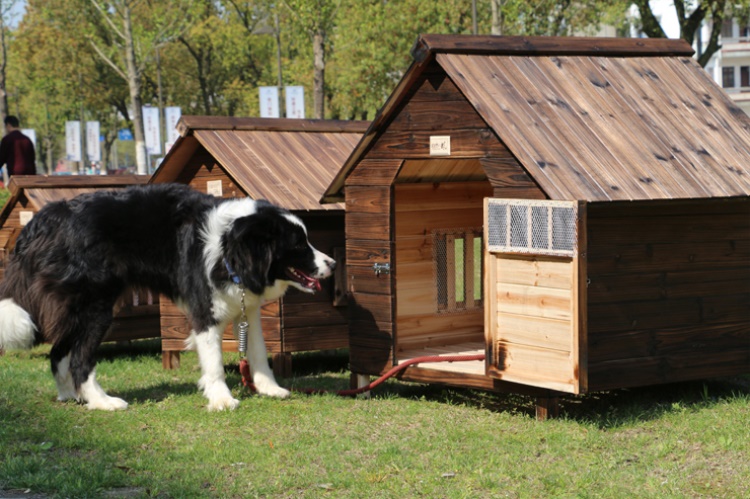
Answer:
xmin=222 ymin=201 xmax=335 ymax=295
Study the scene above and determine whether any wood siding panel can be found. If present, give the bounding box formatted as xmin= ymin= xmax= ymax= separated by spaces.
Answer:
xmin=586 ymin=199 xmax=750 ymax=390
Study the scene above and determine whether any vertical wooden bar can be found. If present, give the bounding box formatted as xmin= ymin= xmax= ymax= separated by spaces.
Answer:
xmin=465 ymin=231 xmax=475 ymax=309
xmin=446 ymin=233 xmax=456 ymax=308
xmin=483 ymin=199 xmax=497 ymax=373
xmin=573 ymin=201 xmax=588 ymax=393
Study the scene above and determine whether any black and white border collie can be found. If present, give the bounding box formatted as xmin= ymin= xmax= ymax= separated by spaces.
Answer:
xmin=0 ymin=183 xmax=335 ymax=411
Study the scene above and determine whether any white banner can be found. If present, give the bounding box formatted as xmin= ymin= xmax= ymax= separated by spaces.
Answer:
xmin=65 ymin=121 xmax=81 ymax=162
xmin=259 ymin=86 xmax=280 ymax=118
xmin=164 ymin=106 xmax=181 ymax=152
xmin=285 ymin=86 xmax=305 ymax=119
xmin=142 ymin=106 xmax=161 ymax=155
xmin=86 ymin=121 xmax=101 ymax=162
xmin=21 ymin=129 xmax=36 ymax=151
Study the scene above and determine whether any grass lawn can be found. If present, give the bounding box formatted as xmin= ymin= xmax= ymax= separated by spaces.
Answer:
xmin=1 ymin=341 xmax=749 ymax=498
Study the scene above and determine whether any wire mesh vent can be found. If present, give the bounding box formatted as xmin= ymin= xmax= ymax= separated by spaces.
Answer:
xmin=487 ymin=199 xmax=578 ymax=257
xmin=433 ymin=228 xmax=483 ymax=314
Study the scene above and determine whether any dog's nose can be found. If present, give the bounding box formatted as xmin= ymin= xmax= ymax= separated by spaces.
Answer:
xmin=328 ymin=259 xmax=336 ymax=271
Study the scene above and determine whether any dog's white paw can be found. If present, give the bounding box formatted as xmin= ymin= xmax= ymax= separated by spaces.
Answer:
xmin=255 ymin=382 xmax=291 ymax=399
xmin=86 ymin=396 xmax=129 ymax=411
xmin=207 ymin=396 xmax=240 ymax=412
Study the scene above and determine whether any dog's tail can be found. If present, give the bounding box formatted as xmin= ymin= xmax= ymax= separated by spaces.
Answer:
xmin=0 ymin=297 xmax=36 ymax=351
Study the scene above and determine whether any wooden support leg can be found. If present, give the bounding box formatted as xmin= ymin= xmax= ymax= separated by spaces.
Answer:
xmin=272 ymin=353 xmax=292 ymax=379
xmin=162 ymin=350 xmax=180 ymax=370
xmin=535 ymin=396 xmax=560 ymax=421
xmin=351 ymin=373 xmax=371 ymax=399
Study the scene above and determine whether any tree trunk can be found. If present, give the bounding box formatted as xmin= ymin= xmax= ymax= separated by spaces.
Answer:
xmin=123 ymin=4 xmax=148 ymax=175
xmin=312 ymin=29 xmax=325 ymax=119
xmin=491 ymin=0 xmax=502 ymax=35
xmin=0 ymin=14 xmax=8 ymax=121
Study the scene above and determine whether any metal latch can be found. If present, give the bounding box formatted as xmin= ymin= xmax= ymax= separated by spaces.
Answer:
xmin=373 ymin=263 xmax=390 ymax=276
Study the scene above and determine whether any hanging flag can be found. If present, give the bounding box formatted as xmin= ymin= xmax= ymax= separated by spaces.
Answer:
xmin=86 ymin=121 xmax=101 ymax=162
xmin=164 ymin=106 xmax=182 ymax=152
xmin=259 ymin=87 xmax=280 ymax=118
xmin=285 ymin=86 xmax=305 ymax=119
xmin=142 ymin=106 xmax=161 ymax=155
xmin=65 ymin=121 xmax=82 ymax=162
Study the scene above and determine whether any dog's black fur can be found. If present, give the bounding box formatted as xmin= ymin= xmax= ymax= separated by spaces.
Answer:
xmin=0 ymin=183 xmax=334 ymax=410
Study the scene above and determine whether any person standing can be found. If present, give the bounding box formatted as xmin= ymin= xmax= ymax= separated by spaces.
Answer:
xmin=0 ymin=115 xmax=36 ymax=180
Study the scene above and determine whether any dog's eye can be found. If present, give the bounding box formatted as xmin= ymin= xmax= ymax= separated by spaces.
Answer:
xmin=295 ymin=241 xmax=307 ymax=250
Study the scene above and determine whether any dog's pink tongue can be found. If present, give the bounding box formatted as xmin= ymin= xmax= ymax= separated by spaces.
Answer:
xmin=313 ymin=279 xmax=321 ymax=292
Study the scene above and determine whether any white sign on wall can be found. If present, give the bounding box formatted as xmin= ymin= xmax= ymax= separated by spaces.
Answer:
xmin=86 ymin=121 xmax=101 ymax=162
xmin=65 ymin=121 xmax=82 ymax=162
xmin=164 ymin=106 xmax=181 ymax=152
xmin=142 ymin=106 xmax=161 ymax=155
xmin=259 ymin=86 xmax=280 ymax=118
xmin=285 ymin=86 xmax=305 ymax=119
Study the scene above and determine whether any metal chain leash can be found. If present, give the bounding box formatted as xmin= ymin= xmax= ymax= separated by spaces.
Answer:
xmin=237 ymin=286 xmax=249 ymax=359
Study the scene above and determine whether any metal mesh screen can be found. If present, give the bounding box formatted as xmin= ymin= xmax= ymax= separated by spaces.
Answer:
xmin=487 ymin=199 xmax=577 ymax=257
xmin=433 ymin=228 xmax=483 ymax=314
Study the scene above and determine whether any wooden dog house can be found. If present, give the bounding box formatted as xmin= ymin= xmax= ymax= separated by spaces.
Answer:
xmin=151 ymin=116 xmax=368 ymax=375
xmin=322 ymin=35 xmax=750 ymax=418
xmin=0 ymin=175 xmax=160 ymax=343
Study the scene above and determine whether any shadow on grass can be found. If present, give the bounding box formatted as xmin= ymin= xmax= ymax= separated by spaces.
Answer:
xmin=91 ymin=341 xmax=750 ymax=427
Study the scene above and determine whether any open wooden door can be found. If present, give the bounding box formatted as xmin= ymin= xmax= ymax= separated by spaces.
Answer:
xmin=483 ymin=198 xmax=587 ymax=394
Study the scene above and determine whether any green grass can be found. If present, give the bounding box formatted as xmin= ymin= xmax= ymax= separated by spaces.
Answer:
xmin=0 ymin=187 xmax=9 ymax=208
xmin=1 ymin=341 xmax=750 ymax=498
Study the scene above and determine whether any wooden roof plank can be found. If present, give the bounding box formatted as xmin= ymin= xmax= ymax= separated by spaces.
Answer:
xmin=234 ymin=131 xmax=321 ymax=210
xmin=662 ymin=57 xmax=750 ymax=191
xmin=439 ymin=53 xmax=608 ymax=201
xmin=605 ymin=57 xmax=737 ymax=197
xmin=529 ymin=56 xmax=672 ymax=199
xmin=412 ymin=34 xmax=694 ymax=62
xmin=640 ymin=57 xmax=750 ymax=194
xmin=509 ymin=55 xmax=654 ymax=199
xmin=178 ymin=116 xmax=368 ymax=135
xmin=560 ymin=56 xmax=702 ymax=199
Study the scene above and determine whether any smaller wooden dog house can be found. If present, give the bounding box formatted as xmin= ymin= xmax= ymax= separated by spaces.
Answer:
xmin=323 ymin=35 xmax=750 ymax=418
xmin=151 ymin=116 xmax=368 ymax=375
xmin=0 ymin=175 xmax=160 ymax=343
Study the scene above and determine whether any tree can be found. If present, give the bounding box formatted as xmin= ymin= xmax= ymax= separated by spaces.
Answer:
xmin=0 ymin=0 xmax=21 ymax=122
xmin=489 ymin=0 xmax=629 ymax=36
xmin=633 ymin=0 xmax=750 ymax=68
xmin=283 ymin=0 xmax=340 ymax=119
xmin=87 ymin=0 xmax=193 ymax=174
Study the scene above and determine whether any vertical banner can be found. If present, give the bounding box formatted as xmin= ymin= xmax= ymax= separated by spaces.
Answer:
xmin=142 ymin=106 xmax=161 ymax=155
xmin=65 ymin=121 xmax=82 ymax=162
xmin=164 ymin=106 xmax=182 ymax=152
xmin=259 ymin=86 xmax=280 ymax=118
xmin=86 ymin=121 xmax=101 ymax=162
xmin=285 ymin=86 xmax=305 ymax=119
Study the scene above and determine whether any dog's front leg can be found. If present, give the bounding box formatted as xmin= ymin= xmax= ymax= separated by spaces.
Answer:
xmin=244 ymin=306 xmax=290 ymax=398
xmin=194 ymin=324 xmax=240 ymax=411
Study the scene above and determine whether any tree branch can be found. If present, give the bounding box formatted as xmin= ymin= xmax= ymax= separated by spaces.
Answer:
xmin=88 ymin=39 xmax=128 ymax=81
xmin=89 ymin=0 xmax=127 ymax=41
xmin=633 ymin=0 xmax=667 ymax=38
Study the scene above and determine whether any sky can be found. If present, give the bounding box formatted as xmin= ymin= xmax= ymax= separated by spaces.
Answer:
xmin=8 ymin=0 xmax=26 ymax=29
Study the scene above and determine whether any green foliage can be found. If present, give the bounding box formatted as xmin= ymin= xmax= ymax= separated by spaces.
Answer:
xmin=1 ymin=342 xmax=749 ymax=498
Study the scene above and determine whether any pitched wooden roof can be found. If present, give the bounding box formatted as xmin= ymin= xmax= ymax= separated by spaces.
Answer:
xmin=0 ymin=175 xmax=148 ymax=226
xmin=154 ymin=116 xmax=368 ymax=211
xmin=323 ymin=34 xmax=750 ymax=202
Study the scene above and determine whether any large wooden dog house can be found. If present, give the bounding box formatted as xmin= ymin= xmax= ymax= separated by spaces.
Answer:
xmin=323 ymin=35 xmax=750 ymax=418
xmin=0 ymin=175 xmax=160 ymax=343
xmin=151 ymin=116 xmax=368 ymax=375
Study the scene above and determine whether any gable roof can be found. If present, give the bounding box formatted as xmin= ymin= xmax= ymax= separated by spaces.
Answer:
xmin=153 ymin=116 xmax=368 ymax=211
xmin=0 ymin=175 xmax=148 ymax=227
xmin=323 ymin=34 xmax=750 ymax=202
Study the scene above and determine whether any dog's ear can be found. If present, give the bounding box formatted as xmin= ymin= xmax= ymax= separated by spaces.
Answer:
xmin=224 ymin=212 xmax=280 ymax=294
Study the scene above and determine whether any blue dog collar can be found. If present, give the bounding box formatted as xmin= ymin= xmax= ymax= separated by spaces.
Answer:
xmin=223 ymin=258 xmax=242 ymax=285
